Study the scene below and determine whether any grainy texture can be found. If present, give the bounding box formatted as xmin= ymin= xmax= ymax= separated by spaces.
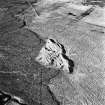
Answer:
xmin=25 ymin=1 xmax=105 ymax=105
xmin=0 ymin=0 xmax=105 ymax=105
xmin=0 ymin=0 xmax=61 ymax=105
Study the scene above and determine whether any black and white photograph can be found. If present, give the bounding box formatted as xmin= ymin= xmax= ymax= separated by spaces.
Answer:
xmin=0 ymin=0 xmax=105 ymax=105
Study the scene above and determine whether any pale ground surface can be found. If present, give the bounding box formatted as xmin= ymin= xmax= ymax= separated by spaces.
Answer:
xmin=26 ymin=3 xmax=105 ymax=105
xmin=82 ymin=6 xmax=105 ymax=27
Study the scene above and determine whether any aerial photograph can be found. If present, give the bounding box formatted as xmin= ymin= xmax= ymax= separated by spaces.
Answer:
xmin=0 ymin=0 xmax=105 ymax=105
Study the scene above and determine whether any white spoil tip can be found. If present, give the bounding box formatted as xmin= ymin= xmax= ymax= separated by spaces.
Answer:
xmin=35 ymin=38 xmax=70 ymax=72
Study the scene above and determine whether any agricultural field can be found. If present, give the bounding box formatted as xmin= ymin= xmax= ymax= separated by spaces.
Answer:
xmin=0 ymin=0 xmax=105 ymax=105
